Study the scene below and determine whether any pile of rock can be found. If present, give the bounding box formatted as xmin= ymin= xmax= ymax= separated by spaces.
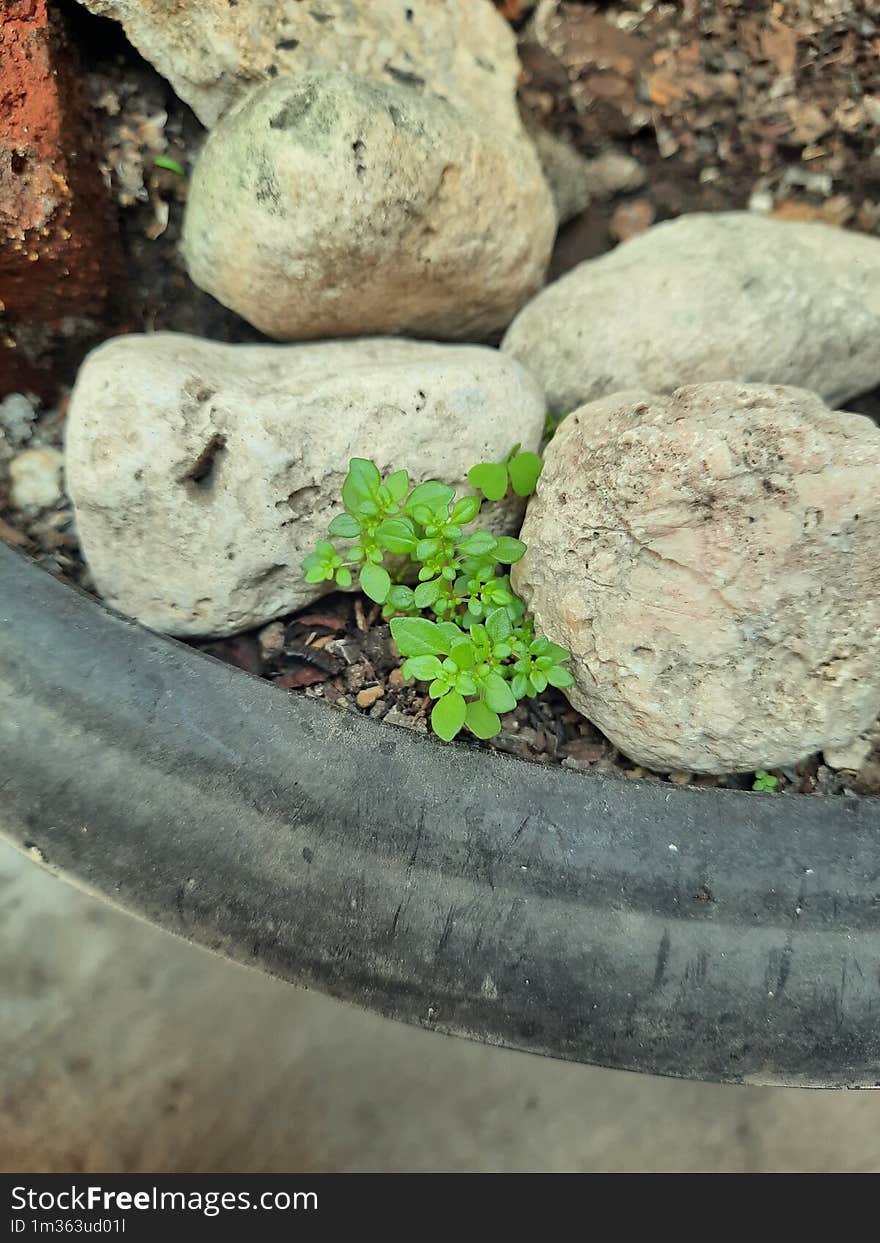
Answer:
xmin=61 ymin=0 xmax=880 ymax=776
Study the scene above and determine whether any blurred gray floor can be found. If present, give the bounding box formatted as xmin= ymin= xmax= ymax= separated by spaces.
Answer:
xmin=1 ymin=841 xmax=877 ymax=1173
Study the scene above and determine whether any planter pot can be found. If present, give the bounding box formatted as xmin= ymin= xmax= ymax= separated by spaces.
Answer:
xmin=1 ymin=541 xmax=879 ymax=1086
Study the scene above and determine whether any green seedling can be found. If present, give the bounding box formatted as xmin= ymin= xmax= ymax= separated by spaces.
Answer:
xmin=302 ymin=454 xmax=573 ymax=742
xmin=543 ymin=411 xmax=568 ymax=439
xmin=467 ymin=443 xmax=543 ymax=502
xmin=752 ymin=769 xmax=780 ymax=793
xmin=154 ymin=155 xmax=186 ymax=176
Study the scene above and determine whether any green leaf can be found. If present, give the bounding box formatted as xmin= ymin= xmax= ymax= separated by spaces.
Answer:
xmin=385 ymin=469 xmax=409 ymax=502
xmin=360 ymin=563 xmax=391 ymax=604
xmin=493 ymin=536 xmax=527 ymax=565
xmin=335 ymin=566 xmax=352 ymax=588
xmin=546 ymin=665 xmax=575 ymax=689
xmin=508 ymin=451 xmax=543 ymax=497
xmin=455 ymin=673 xmax=477 ymax=696
xmin=404 ymin=480 xmax=455 ymax=517
xmin=485 ymin=607 xmax=512 ymax=644
xmin=511 ymin=673 xmax=529 ymax=700
xmin=431 ymin=690 xmax=467 ymax=741
xmin=376 ymin=518 xmax=417 ymax=554
xmin=304 ymin=566 xmax=329 ymax=584
xmin=403 ymin=654 xmax=443 ymax=681
xmin=386 ymin=584 xmax=415 ymax=610
xmin=466 ymin=699 xmax=501 ymax=740
xmin=390 ymin=617 xmax=452 ymax=657
xmin=415 ymin=538 xmax=440 ymax=560
xmin=542 ymin=642 xmax=571 ymax=664
xmin=413 ymin=579 xmax=442 ymax=608
xmin=437 ymin=621 xmax=466 ymax=648
xmin=457 ymin=531 xmax=497 ymax=557
xmin=342 ymin=458 xmax=381 ymax=512
xmin=483 ymin=672 xmax=517 ymax=714
xmin=529 ymin=669 xmax=549 ymax=693
xmin=428 ymin=678 xmax=448 ymax=699
xmin=328 ymin=513 xmax=360 ymax=538
xmin=449 ymin=641 xmax=476 ymax=670
xmin=154 ymin=154 xmax=185 ymax=176
xmin=467 ymin=462 xmax=509 ymax=502
xmin=451 ymin=495 xmax=481 ymax=525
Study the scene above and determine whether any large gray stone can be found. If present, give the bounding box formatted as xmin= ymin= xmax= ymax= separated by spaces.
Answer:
xmin=181 ymin=72 xmax=555 ymax=342
xmin=65 ymin=333 xmax=546 ymax=638
xmin=512 ymin=382 xmax=880 ymax=774
xmin=76 ymin=0 xmax=524 ymax=133
xmin=502 ymin=213 xmax=880 ymax=413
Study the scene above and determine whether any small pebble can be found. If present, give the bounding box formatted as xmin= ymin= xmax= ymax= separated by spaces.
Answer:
xmin=0 ymin=393 xmax=38 ymax=446
xmin=668 ymin=771 xmax=694 ymax=786
xmin=257 ymin=620 xmax=285 ymax=660
xmin=10 ymin=447 xmax=64 ymax=509
xmin=609 ymin=197 xmax=655 ymax=242
xmin=356 ymin=685 xmax=385 ymax=709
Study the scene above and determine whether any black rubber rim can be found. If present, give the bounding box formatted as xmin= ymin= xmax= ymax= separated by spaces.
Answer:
xmin=2 ymin=541 xmax=879 ymax=1086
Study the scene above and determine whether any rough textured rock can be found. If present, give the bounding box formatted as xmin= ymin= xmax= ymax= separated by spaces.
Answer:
xmin=66 ymin=333 xmax=546 ymax=637
xmin=502 ymin=213 xmax=880 ymax=413
xmin=75 ymin=0 xmax=524 ymax=133
xmin=181 ymin=72 xmax=555 ymax=342
xmin=181 ymin=72 xmax=554 ymax=345
xmin=512 ymin=382 xmax=880 ymax=773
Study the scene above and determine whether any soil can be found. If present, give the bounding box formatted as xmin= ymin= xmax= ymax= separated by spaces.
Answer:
xmin=2 ymin=0 xmax=880 ymax=797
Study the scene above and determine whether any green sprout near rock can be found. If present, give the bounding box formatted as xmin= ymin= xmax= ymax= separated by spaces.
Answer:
xmin=752 ymin=769 xmax=780 ymax=793
xmin=543 ymin=410 xmax=568 ymax=439
xmin=302 ymin=454 xmax=573 ymax=742
xmin=153 ymin=154 xmax=186 ymax=177
xmin=467 ymin=443 xmax=543 ymax=502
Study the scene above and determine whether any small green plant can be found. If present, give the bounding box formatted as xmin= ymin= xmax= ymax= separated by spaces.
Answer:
xmin=752 ymin=769 xmax=780 ymax=793
xmin=467 ymin=444 xmax=543 ymax=502
xmin=302 ymin=454 xmax=573 ymax=742
xmin=543 ymin=410 xmax=567 ymax=439
xmin=153 ymin=154 xmax=186 ymax=176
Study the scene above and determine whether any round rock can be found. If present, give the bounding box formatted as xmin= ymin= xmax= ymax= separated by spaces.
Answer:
xmin=512 ymin=382 xmax=880 ymax=773
xmin=65 ymin=333 xmax=546 ymax=638
xmin=502 ymin=213 xmax=880 ymax=413
xmin=181 ymin=71 xmax=555 ymax=342
xmin=10 ymin=448 xmax=64 ymax=510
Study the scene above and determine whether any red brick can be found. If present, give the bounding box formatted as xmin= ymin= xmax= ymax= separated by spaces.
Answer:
xmin=0 ymin=0 xmax=124 ymax=395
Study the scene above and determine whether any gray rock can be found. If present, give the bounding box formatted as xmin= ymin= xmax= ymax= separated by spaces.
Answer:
xmin=526 ymin=124 xmax=592 ymax=225
xmin=65 ymin=333 xmax=546 ymax=637
xmin=75 ymin=0 xmax=524 ymax=133
xmin=512 ymin=382 xmax=880 ymax=774
xmin=580 ymin=150 xmax=646 ymax=201
xmin=502 ymin=213 xmax=880 ymax=413
xmin=0 ymin=394 xmax=38 ymax=447
xmin=181 ymin=72 xmax=555 ymax=343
